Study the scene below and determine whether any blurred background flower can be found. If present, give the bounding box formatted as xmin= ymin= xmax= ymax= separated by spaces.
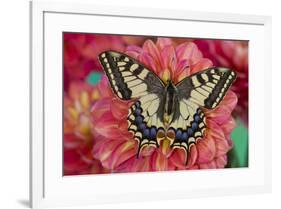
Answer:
xmin=63 ymin=33 xmax=249 ymax=175
xmin=63 ymin=79 xmax=111 ymax=175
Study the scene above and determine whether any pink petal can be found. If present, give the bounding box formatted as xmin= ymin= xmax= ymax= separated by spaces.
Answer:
xmin=138 ymin=52 xmax=159 ymax=73
xmin=198 ymin=160 xmax=217 ymax=169
xmin=196 ymin=136 xmax=216 ymax=164
xmin=93 ymin=139 xmax=124 ymax=169
xmin=125 ymin=45 xmax=143 ymax=59
xmin=215 ymin=155 xmax=228 ymax=168
xmin=174 ymin=59 xmax=190 ymax=82
xmin=109 ymin=140 xmax=137 ymax=169
xmin=206 ymin=91 xmax=238 ymax=124
xmin=97 ymin=76 xmax=113 ymax=98
xmin=110 ymin=98 xmax=130 ymax=120
xmin=207 ymin=120 xmax=232 ymax=157
xmin=91 ymin=98 xmax=112 ymax=122
xmin=142 ymin=40 xmax=162 ymax=69
xmin=156 ymin=38 xmax=173 ymax=50
xmin=151 ymin=151 xmax=169 ymax=171
xmin=169 ymin=145 xmax=198 ymax=169
xmin=176 ymin=42 xmax=202 ymax=63
xmin=169 ymin=148 xmax=186 ymax=169
xmin=92 ymin=111 xmax=123 ymax=139
xmin=190 ymin=58 xmax=213 ymax=74
xmin=160 ymin=45 xmax=177 ymax=78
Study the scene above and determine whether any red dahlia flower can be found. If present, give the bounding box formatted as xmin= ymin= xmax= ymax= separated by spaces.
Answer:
xmin=91 ymin=38 xmax=237 ymax=172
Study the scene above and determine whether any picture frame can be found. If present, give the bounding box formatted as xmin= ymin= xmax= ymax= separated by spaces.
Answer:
xmin=30 ymin=1 xmax=272 ymax=208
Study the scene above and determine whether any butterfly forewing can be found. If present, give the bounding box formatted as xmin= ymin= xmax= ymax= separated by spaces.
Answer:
xmin=176 ymin=67 xmax=237 ymax=109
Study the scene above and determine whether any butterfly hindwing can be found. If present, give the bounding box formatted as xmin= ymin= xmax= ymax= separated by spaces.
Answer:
xmin=176 ymin=67 xmax=237 ymax=109
xmin=99 ymin=51 xmax=166 ymax=155
xmin=168 ymin=101 xmax=206 ymax=164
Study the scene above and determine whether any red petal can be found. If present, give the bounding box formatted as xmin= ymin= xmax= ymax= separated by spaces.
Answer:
xmin=215 ymin=155 xmax=228 ymax=168
xmin=110 ymin=98 xmax=130 ymax=120
xmin=143 ymin=40 xmax=162 ymax=69
xmin=196 ymin=136 xmax=216 ymax=164
xmin=207 ymin=120 xmax=232 ymax=157
xmin=156 ymin=38 xmax=173 ymax=50
xmin=190 ymin=58 xmax=213 ymax=74
xmin=92 ymin=112 xmax=123 ymax=139
xmin=151 ymin=151 xmax=169 ymax=171
xmin=176 ymin=42 xmax=202 ymax=63
xmin=206 ymin=91 xmax=238 ymax=125
xmin=160 ymin=45 xmax=177 ymax=79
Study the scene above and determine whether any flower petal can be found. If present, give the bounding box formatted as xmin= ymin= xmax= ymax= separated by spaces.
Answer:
xmin=156 ymin=38 xmax=173 ymax=50
xmin=196 ymin=136 xmax=216 ymax=164
xmin=151 ymin=151 xmax=169 ymax=171
xmin=206 ymin=91 xmax=238 ymax=124
xmin=176 ymin=42 xmax=202 ymax=64
xmin=92 ymin=112 xmax=123 ymax=139
xmin=207 ymin=120 xmax=233 ymax=157
xmin=143 ymin=40 xmax=162 ymax=69
xmin=215 ymin=155 xmax=228 ymax=168
xmin=190 ymin=58 xmax=213 ymax=74
xmin=110 ymin=98 xmax=130 ymax=120
xmin=160 ymin=45 xmax=177 ymax=78
xmin=109 ymin=140 xmax=138 ymax=169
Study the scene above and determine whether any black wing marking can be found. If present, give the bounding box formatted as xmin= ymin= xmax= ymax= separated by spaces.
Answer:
xmin=99 ymin=51 xmax=166 ymax=156
xmin=176 ymin=67 xmax=237 ymax=109
xmin=98 ymin=51 xmax=165 ymax=100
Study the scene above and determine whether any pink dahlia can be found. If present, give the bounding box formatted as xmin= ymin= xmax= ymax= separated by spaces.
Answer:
xmin=64 ymin=80 xmax=112 ymax=175
xmin=194 ymin=40 xmax=248 ymax=124
xmin=91 ymin=38 xmax=237 ymax=172
xmin=63 ymin=33 xmax=126 ymax=90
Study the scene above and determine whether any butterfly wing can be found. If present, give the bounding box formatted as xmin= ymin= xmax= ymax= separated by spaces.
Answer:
xmin=99 ymin=51 xmax=166 ymax=155
xmin=176 ymin=67 xmax=237 ymax=109
xmin=169 ymin=67 xmax=236 ymax=163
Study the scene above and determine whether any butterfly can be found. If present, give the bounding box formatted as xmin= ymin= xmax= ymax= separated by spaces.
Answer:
xmin=99 ymin=51 xmax=236 ymax=164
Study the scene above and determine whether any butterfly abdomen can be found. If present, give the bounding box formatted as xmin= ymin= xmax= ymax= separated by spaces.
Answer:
xmin=163 ymin=81 xmax=177 ymax=125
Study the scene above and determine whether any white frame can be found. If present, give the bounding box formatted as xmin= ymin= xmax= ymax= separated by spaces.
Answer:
xmin=30 ymin=1 xmax=272 ymax=208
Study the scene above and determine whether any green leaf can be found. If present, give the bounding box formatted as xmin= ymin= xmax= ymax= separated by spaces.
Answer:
xmin=226 ymin=119 xmax=249 ymax=168
xmin=86 ymin=72 xmax=102 ymax=85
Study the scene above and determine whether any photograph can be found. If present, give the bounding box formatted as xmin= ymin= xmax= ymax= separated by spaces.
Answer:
xmin=63 ymin=33 xmax=249 ymax=175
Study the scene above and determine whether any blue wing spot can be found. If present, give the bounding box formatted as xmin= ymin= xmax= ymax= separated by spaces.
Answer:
xmin=138 ymin=123 xmax=146 ymax=131
xmin=181 ymin=132 xmax=188 ymax=141
xmin=150 ymin=127 xmax=157 ymax=139
xmin=175 ymin=129 xmax=182 ymax=140
xmin=191 ymin=122 xmax=198 ymax=130
xmin=134 ymin=108 xmax=141 ymax=116
xmin=135 ymin=101 xmax=140 ymax=108
xmin=194 ymin=114 xmax=200 ymax=122
xmin=187 ymin=128 xmax=193 ymax=136
xmin=143 ymin=128 xmax=150 ymax=138
xmin=135 ymin=116 xmax=143 ymax=125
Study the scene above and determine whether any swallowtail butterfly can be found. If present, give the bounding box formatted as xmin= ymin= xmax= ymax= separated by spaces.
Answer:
xmin=99 ymin=51 xmax=236 ymax=164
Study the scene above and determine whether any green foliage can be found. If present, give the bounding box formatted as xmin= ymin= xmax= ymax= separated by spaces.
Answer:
xmin=86 ymin=72 xmax=102 ymax=85
xmin=227 ymin=119 xmax=248 ymax=168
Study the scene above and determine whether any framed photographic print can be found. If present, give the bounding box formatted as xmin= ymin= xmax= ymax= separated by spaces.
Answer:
xmin=30 ymin=1 xmax=272 ymax=208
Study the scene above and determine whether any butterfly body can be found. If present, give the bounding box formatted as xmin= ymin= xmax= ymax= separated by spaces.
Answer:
xmin=99 ymin=50 xmax=236 ymax=164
